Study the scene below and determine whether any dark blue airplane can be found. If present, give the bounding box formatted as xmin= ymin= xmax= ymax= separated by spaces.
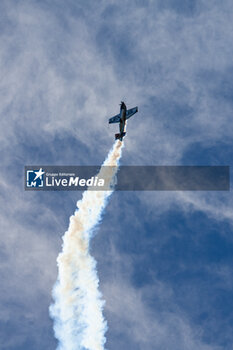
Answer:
xmin=108 ymin=102 xmax=138 ymax=141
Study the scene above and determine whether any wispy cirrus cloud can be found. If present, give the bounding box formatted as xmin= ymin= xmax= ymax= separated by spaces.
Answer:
xmin=1 ymin=1 xmax=233 ymax=349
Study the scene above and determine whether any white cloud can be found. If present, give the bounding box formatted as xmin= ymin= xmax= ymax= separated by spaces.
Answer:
xmin=0 ymin=1 xmax=233 ymax=348
xmin=99 ymin=245 xmax=221 ymax=350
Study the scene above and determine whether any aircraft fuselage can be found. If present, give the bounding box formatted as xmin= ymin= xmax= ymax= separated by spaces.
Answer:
xmin=119 ymin=102 xmax=127 ymax=135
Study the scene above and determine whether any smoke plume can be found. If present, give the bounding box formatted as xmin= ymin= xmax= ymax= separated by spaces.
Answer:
xmin=50 ymin=140 xmax=123 ymax=350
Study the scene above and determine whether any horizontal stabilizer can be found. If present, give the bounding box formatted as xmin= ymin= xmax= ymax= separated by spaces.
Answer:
xmin=115 ymin=132 xmax=126 ymax=140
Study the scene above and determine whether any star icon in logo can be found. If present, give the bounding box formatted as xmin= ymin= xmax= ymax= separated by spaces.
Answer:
xmin=34 ymin=168 xmax=45 ymax=181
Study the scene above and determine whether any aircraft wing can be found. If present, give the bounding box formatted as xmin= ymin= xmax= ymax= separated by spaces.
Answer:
xmin=109 ymin=113 xmax=121 ymax=124
xmin=126 ymin=106 xmax=138 ymax=120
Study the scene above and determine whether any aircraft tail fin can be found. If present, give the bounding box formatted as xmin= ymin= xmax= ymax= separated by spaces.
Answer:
xmin=115 ymin=132 xmax=126 ymax=140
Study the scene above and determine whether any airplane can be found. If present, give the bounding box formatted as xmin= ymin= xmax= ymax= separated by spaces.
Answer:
xmin=108 ymin=101 xmax=138 ymax=141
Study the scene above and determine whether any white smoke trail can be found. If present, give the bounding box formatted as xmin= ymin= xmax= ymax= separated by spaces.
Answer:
xmin=50 ymin=140 xmax=123 ymax=350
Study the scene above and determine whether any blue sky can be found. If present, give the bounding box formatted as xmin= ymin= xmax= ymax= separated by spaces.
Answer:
xmin=0 ymin=0 xmax=233 ymax=349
